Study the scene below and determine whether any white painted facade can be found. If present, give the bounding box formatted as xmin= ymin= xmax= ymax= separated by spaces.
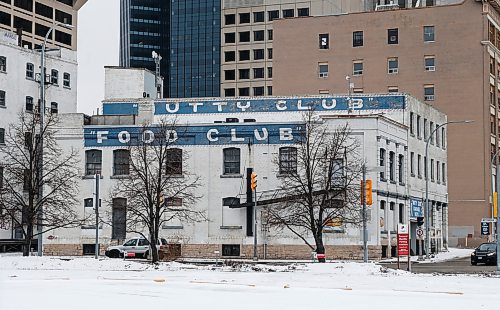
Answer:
xmin=34 ymin=92 xmax=447 ymax=258
xmin=0 ymin=30 xmax=78 ymax=240
xmin=104 ymin=67 xmax=160 ymax=101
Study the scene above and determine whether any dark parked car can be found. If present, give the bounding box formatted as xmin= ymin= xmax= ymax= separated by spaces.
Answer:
xmin=471 ymin=243 xmax=497 ymax=265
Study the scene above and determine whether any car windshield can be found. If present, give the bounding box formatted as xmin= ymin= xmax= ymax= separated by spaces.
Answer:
xmin=478 ymin=244 xmax=496 ymax=251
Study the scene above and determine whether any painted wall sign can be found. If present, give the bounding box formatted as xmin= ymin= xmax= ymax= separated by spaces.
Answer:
xmin=102 ymin=102 xmax=139 ymax=115
xmin=410 ymin=199 xmax=423 ymax=219
xmin=84 ymin=123 xmax=305 ymax=147
xmin=153 ymin=96 xmax=405 ymax=115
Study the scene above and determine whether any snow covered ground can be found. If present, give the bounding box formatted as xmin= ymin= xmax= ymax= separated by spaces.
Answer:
xmin=0 ymin=256 xmax=498 ymax=310
xmin=379 ymin=247 xmax=474 ymax=264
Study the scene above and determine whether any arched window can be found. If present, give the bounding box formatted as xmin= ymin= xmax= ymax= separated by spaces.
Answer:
xmin=223 ymin=148 xmax=240 ymax=175
xmin=85 ymin=149 xmax=102 ymax=175
xmin=279 ymin=147 xmax=297 ymax=174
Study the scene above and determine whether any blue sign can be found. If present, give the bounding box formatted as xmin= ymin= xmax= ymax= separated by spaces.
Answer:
xmin=153 ymin=95 xmax=405 ymax=115
xmin=84 ymin=123 xmax=305 ymax=147
xmin=102 ymin=102 xmax=138 ymax=115
xmin=410 ymin=199 xmax=423 ymax=218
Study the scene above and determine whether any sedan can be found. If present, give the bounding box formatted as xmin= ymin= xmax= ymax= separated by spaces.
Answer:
xmin=471 ymin=243 xmax=497 ymax=265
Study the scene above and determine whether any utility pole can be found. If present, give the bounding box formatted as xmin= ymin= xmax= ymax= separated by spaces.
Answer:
xmin=362 ymin=164 xmax=368 ymax=262
xmin=251 ymin=172 xmax=258 ymax=261
xmin=95 ymin=174 xmax=100 ymax=259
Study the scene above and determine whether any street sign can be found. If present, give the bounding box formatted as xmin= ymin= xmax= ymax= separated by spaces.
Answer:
xmin=481 ymin=222 xmax=490 ymax=236
xmin=416 ymin=227 xmax=424 ymax=240
xmin=397 ymin=224 xmax=409 ymax=257
xmin=481 ymin=218 xmax=497 ymax=223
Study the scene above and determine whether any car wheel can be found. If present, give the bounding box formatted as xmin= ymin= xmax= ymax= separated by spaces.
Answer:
xmin=110 ymin=250 xmax=120 ymax=258
xmin=143 ymin=251 xmax=149 ymax=260
xmin=471 ymin=261 xmax=477 ymax=266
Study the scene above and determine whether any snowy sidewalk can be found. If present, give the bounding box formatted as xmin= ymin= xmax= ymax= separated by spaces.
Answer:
xmin=0 ymin=256 xmax=498 ymax=310
xmin=378 ymin=247 xmax=473 ymax=264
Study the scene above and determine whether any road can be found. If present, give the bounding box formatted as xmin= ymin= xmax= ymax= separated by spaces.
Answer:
xmin=381 ymin=257 xmax=497 ymax=275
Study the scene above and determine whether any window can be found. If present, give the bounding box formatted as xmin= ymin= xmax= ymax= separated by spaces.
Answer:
xmin=253 ymin=68 xmax=264 ymax=79
xmin=23 ymin=168 xmax=29 ymax=191
xmin=353 ymin=31 xmax=363 ymax=47
xmin=239 ymin=69 xmax=250 ymax=79
xmin=113 ymin=149 xmax=130 ymax=176
xmin=225 ymin=70 xmax=235 ymax=81
xmin=85 ymin=150 xmax=102 ymax=175
xmin=112 ymin=198 xmax=127 ymax=240
xmin=442 ymin=163 xmax=446 ymax=184
xmin=389 ymin=151 xmax=395 ymax=181
xmin=417 ymin=154 xmax=422 ymax=178
xmin=225 ymin=51 xmax=235 ymax=62
xmin=424 ymin=85 xmax=435 ymax=101
xmin=267 ymin=86 xmax=272 ymax=96
xmin=63 ymin=72 xmax=70 ymax=87
xmin=0 ymin=90 xmax=5 ymax=107
xmin=239 ymin=31 xmax=250 ymax=42
xmin=424 ymin=56 xmax=435 ymax=71
xmin=430 ymin=158 xmax=434 ymax=181
xmin=24 ymin=96 xmax=33 ymax=112
xmin=268 ymin=29 xmax=273 ymax=40
xmin=417 ymin=115 xmax=422 ymax=138
xmin=50 ymin=102 xmax=58 ymax=114
xmin=424 ymin=25 xmax=435 ymax=42
xmin=239 ymin=87 xmax=250 ymax=96
xmin=225 ymin=14 xmax=235 ymax=25
xmin=222 ymin=244 xmax=240 ymax=256
xmin=0 ymin=56 xmax=5 ymax=72
xmin=410 ymin=112 xmax=414 ymax=135
xmin=239 ymin=50 xmax=250 ymax=61
xmin=424 ymin=156 xmax=428 ymax=179
xmin=166 ymin=148 xmax=182 ymax=175
xmin=388 ymin=28 xmax=398 ymax=44
xmin=410 ymin=152 xmax=415 ymax=176
xmin=380 ymin=148 xmax=386 ymax=180
xmin=424 ymin=118 xmax=428 ymax=140
xmin=254 ymin=30 xmax=264 ymax=41
xmin=441 ymin=127 xmax=446 ymax=148
xmin=84 ymin=198 xmax=93 ymax=209
xmin=267 ymin=67 xmax=273 ymax=78
xmin=224 ymin=32 xmax=235 ymax=43
xmin=254 ymin=49 xmax=264 ymax=60
xmin=319 ymin=33 xmax=329 ymax=49
xmin=222 ymin=197 xmax=240 ymax=207
xmin=388 ymin=86 xmax=399 ymax=93
xmin=318 ymin=63 xmax=328 ymax=78
xmin=283 ymin=9 xmax=294 ymax=18
xmin=331 ymin=158 xmax=345 ymax=187
xmin=279 ymin=147 xmax=297 ymax=174
xmin=430 ymin=121 xmax=434 ymax=144
xmin=253 ymin=87 xmax=264 ymax=96
xmin=353 ymin=88 xmax=363 ymax=94
xmin=26 ymin=63 xmax=34 ymax=79
xmin=398 ymin=154 xmax=404 ymax=183
xmin=268 ymin=48 xmax=273 ymax=59
xmin=268 ymin=10 xmax=279 ymax=21
xmin=0 ymin=128 xmax=4 ymax=144
xmin=353 ymin=61 xmax=363 ymax=75
xmin=436 ymin=160 xmax=440 ymax=183
xmin=298 ymin=8 xmax=310 ymax=16
xmin=253 ymin=11 xmax=264 ymax=22
xmin=399 ymin=204 xmax=405 ymax=224
xmin=224 ymin=88 xmax=235 ymax=97
xmin=388 ymin=57 xmax=398 ymax=74
xmin=436 ymin=126 xmax=440 ymax=147
xmin=239 ymin=12 xmax=250 ymax=24
xmin=223 ymin=148 xmax=240 ymax=175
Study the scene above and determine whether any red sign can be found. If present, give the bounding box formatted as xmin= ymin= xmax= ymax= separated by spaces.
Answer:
xmin=397 ymin=233 xmax=410 ymax=257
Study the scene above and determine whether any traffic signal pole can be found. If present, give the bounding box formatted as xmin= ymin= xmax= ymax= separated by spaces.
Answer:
xmin=251 ymin=172 xmax=258 ymax=261
xmin=362 ymin=164 xmax=368 ymax=263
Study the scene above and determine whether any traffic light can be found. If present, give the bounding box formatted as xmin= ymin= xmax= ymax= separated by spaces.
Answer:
xmin=251 ymin=172 xmax=257 ymax=191
xmin=365 ymin=179 xmax=372 ymax=205
xmin=417 ymin=216 xmax=424 ymax=227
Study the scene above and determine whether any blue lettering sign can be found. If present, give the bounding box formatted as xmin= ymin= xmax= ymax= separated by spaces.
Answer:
xmin=84 ymin=123 xmax=305 ymax=147
xmin=153 ymin=95 xmax=405 ymax=115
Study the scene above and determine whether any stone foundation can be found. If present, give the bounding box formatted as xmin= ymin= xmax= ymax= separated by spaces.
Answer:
xmin=44 ymin=243 xmax=382 ymax=260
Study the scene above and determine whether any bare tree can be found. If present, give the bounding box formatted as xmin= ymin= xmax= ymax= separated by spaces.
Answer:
xmin=268 ymin=111 xmax=363 ymax=262
xmin=0 ymin=111 xmax=82 ymax=256
xmin=112 ymin=119 xmax=204 ymax=263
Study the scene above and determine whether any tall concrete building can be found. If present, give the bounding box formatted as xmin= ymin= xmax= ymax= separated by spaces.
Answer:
xmin=119 ymin=0 xmax=368 ymax=99
xmin=0 ymin=0 xmax=87 ymax=50
xmin=272 ymin=0 xmax=498 ymax=246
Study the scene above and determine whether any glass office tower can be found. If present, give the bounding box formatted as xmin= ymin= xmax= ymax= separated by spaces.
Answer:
xmin=120 ymin=0 xmax=221 ymax=98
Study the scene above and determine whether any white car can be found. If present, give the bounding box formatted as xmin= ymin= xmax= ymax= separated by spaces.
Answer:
xmin=105 ymin=237 xmax=168 ymax=259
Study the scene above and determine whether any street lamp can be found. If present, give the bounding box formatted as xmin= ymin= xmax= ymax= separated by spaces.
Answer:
xmin=37 ymin=22 xmax=73 ymax=256
xmin=490 ymin=149 xmax=500 ymax=275
xmin=424 ymin=120 xmax=473 ymax=259
xmin=152 ymin=51 xmax=162 ymax=99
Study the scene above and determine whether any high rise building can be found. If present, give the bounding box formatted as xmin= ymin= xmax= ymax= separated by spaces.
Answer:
xmin=119 ymin=0 xmax=221 ymax=98
xmin=0 ymin=0 xmax=87 ymax=50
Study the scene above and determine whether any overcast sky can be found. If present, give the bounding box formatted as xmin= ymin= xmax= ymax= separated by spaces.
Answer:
xmin=77 ymin=1 xmax=120 ymax=115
